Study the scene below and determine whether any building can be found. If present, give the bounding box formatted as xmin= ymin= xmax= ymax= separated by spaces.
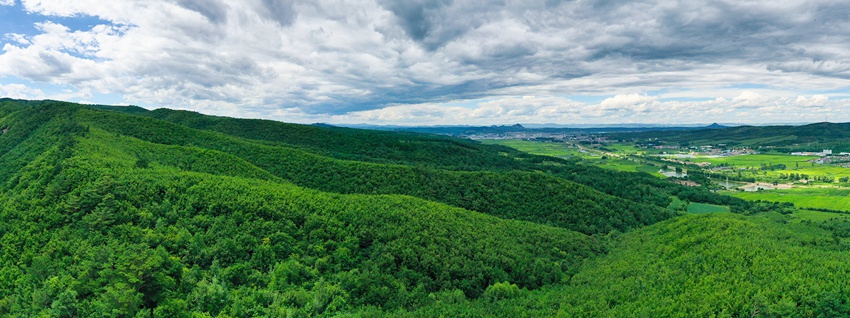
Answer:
xmin=792 ymin=149 xmax=833 ymax=157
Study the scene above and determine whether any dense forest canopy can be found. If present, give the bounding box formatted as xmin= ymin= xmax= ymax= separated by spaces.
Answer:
xmin=1 ymin=99 xmax=849 ymax=316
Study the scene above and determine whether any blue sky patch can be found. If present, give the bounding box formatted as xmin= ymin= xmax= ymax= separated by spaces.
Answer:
xmin=0 ymin=2 xmax=111 ymax=37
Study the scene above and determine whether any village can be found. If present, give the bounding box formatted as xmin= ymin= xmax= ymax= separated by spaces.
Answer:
xmin=791 ymin=149 xmax=850 ymax=164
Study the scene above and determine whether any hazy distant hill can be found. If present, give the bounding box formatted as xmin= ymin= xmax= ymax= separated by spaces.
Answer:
xmin=611 ymin=121 xmax=850 ymax=151
xmin=334 ymin=122 xmax=728 ymax=136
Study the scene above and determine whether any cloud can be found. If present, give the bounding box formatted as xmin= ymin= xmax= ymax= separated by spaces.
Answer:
xmin=176 ymin=0 xmax=229 ymax=24
xmin=599 ymin=94 xmax=659 ymax=111
xmin=318 ymin=92 xmax=850 ymax=126
xmin=0 ymin=83 xmax=45 ymax=99
xmin=260 ymin=0 xmax=297 ymax=27
xmin=0 ymin=0 xmax=849 ymax=124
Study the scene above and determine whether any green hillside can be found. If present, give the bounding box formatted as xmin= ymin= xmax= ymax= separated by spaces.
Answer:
xmin=0 ymin=101 xmax=602 ymax=316
xmin=2 ymin=99 xmax=846 ymax=316
xmin=89 ymin=101 xmax=769 ymax=215
xmin=69 ymin=106 xmax=674 ymax=234
xmin=98 ymin=105 xmax=526 ymax=171
xmin=391 ymin=213 xmax=850 ymax=317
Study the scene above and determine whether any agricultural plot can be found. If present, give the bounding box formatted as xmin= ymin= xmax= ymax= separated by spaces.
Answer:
xmin=790 ymin=209 xmax=850 ymax=223
xmin=602 ymin=143 xmax=647 ymax=155
xmin=696 ymin=153 xmax=850 ymax=184
xmin=729 ymin=188 xmax=850 ymax=212
xmin=481 ymin=139 xmax=666 ymax=178
xmin=484 ymin=140 xmax=668 ymax=177
xmin=696 ymin=154 xmax=817 ymax=169
xmin=772 ymin=165 xmax=850 ymax=178
xmin=480 ymin=139 xmax=574 ymax=157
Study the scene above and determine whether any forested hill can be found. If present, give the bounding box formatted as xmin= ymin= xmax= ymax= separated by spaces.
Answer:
xmin=93 ymin=101 xmax=762 ymax=211
xmin=94 ymin=105 xmax=524 ymax=171
xmin=610 ymin=121 xmax=850 ymax=150
xmin=0 ymin=99 xmax=796 ymax=316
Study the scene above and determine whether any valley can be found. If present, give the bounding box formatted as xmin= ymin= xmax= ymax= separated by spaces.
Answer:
xmin=486 ymin=126 xmax=850 ymax=219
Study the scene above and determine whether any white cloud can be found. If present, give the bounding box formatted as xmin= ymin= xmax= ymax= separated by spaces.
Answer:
xmin=4 ymin=33 xmax=31 ymax=45
xmin=599 ymin=94 xmax=659 ymax=110
xmin=1 ymin=0 xmax=850 ymax=124
xmin=314 ymin=93 xmax=850 ymax=126
xmin=0 ymin=0 xmax=14 ymax=6
xmin=0 ymin=83 xmax=45 ymax=99
xmin=794 ymin=95 xmax=828 ymax=108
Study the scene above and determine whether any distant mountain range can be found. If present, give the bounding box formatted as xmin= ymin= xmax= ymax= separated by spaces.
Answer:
xmin=331 ymin=123 xmax=730 ymax=136
xmin=608 ymin=121 xmax=850 ymax=150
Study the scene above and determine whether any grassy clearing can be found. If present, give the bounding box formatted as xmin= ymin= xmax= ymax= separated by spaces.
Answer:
xmin=636 ymin=164 xmax=663 ymax=175
xmin=668 ymin=196 xmax=685 ymax=210
xmin=688 ymin=202 xmax=730 ymax=214
xmin=728 ymin=188 xmax=850 ymax=212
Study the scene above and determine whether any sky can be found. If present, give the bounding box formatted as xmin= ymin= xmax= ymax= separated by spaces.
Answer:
xmin=1 ymin=0 xmax=850 ymax=126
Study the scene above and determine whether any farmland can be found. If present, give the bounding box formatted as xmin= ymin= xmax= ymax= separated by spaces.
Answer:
xmin=481 ymin=139 xmax=666 ymax=177
xmin=693 ymin=154 xmax=818 ymax=169
xmin=728 ymin=188 xmax=850 ymax=212
xmin=479 ymin=139 xmax=576 ymax=157
xmin=790 ymin=209 xmax=850 ymax=223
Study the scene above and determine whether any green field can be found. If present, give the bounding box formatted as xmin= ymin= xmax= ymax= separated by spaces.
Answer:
xmin=773 ymin=165 xmax=850 ymax=178
xmin=729 ymin=187 xmax=850 ymax=212
xmin=480 ymin=139 xmax=574 ymax=157
xmin=595 ymin=159 xmax=658 ymax=175
xmin=790 ymin=209 xmax=850 ymax=223
xmin=693 ymin=153 xmax=850 ymax=184
xmin=688 ymin=202 xmax=730 ymax=214
xmin=603 ymin=143 xmax=648 ymax=154
xmin=695 ymin=154 xmax=818 ymax=168
xmin=484 ymin=140 xmax=666 ymax=177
